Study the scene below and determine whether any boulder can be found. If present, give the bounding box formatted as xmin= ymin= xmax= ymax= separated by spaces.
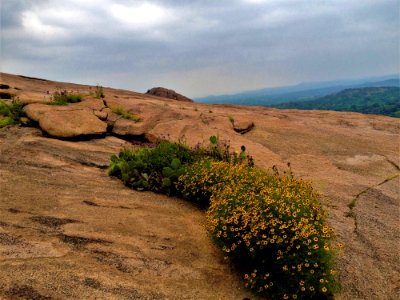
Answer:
xmin=146 ymin=87 xmax=193 ymax=102
xmin=24 ymin=103 xmax=61 ymax=122
xmin=23 ymin=100 xmax=108 ymax=138
xmin=38 ymin=109 xmax=107 ymax=138
xmin=233 ymin=120 xmax=255 ymax=134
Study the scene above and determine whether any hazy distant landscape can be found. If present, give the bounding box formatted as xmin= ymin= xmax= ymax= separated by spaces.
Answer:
xmin=274 ymin=86 xmax=400 ymax=117
xmin=197 ymin=75 xmax=400 ymax=117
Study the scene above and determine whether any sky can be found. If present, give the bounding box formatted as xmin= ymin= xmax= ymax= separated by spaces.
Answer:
xmin=1 ymin=0 xmax=399 ymax=97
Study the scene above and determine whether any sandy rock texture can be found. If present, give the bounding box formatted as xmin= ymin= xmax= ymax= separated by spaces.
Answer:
xmin=1 ymin=72 xmax=399 ymax=299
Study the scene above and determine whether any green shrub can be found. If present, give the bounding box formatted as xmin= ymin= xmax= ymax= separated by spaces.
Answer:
xmin=0 ymin=100 xmax=25 ymax=128
xmin=109 ymin=137 xmax=253 ymax=197
xmin=112 ymin=107 xmax=141 ymax=122
xmin=178 ymin=160 xmax=340 ymax=299
xmin=50 ymin=90 xmax=82 ymax=105
xmin=109 ymin=141 xmax=194 ymax=195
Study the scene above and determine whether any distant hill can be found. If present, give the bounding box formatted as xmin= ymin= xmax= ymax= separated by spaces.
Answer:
xmin=273 ymin=87 xmax=400 ymax=117
xmin=196 ymin=75 xmax=400 ymax=106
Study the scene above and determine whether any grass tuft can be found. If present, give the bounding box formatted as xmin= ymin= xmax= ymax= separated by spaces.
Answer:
xmin=112 ymin=107 xmax=141 ymax=122
xmin=50 ymin=90 xmax=82 ymax=105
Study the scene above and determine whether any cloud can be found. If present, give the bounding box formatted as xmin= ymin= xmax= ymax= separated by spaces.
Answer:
xmin=21 ymin=11 xmax=67 ymax=39
xmin=1 ymin=0 xmax=399 ymax=97
xmin=110 ymin=3 xmax=175 ymax=28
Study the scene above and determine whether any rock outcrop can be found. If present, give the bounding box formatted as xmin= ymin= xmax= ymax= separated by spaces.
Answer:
xmin=233 ymin=120 xmax=255 ymax=134
xmin=112 ymin=118 xmax=147 ymax=136
xmin=37 ymin=109 xmax=107 ymax=138
xmin=23 ymin=100 xmax=108 ymax=138
xmin=1 ymin=72 xmax=399 ymax=300
xmin=146 ymin=87 xmax=193 ymax=102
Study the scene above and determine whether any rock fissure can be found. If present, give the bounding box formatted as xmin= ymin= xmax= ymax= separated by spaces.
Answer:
xmin=349 ymin=173 xmax=399 ymax=208
xmin=346 ymin=173 xmax=399 ymax=233
xmin=384 ymin=156 xmax=400 ymax=171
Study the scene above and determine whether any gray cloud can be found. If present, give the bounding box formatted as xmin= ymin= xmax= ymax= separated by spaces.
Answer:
xmin=1 ymin=0 xmax=399 ymax=97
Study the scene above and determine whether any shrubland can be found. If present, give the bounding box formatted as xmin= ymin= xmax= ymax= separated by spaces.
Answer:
xmin=109 ymin=136 xmax=340 ymax=299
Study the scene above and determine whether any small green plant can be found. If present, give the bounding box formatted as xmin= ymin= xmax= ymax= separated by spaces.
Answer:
xmin=112 ymin=107 xmax=141 ymax=122
xmin=209 ymin=135 xmax=218 ymax=146
xmin=206 ymin=135 xmax=254 ymax=166
xmin=50 ymin=90 xmax=82 ymax=105
xmin=161 ymin=158 xmax=185 ymax=193
xmin=228 ymin=115 xmax=235 ymax=124
xmin=0 ymin=99 xmax=25 ymax=128
xmin=95 ymin=85 xmax=105 ymax=99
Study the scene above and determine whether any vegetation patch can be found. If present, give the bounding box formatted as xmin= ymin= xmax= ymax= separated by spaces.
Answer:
xmin=0 ymin=100 xmax=25 ymax=128
xmin=108 ymin=136 xmax=340 ymax=298
xmin=109 ymin=140 xmax=194 ymax=195
xmin=50 ymin=90 xmax=83 ymax=105
xmin=181 ymin=160 xmax=340 ymax=298
xmin=112 ymin=107 xmax=141 ymax=122
xmin=109 ymin=136 xmax=252 ymax=196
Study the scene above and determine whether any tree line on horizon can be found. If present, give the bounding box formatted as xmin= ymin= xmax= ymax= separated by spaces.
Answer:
xmin=272 ymin=87 xmax=400 ymax=117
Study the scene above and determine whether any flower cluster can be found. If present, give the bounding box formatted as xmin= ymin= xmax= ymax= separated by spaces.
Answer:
xmin=178 ymin=160 xmax=341 ymax=299
xmin=110 ymin=137 xmax=341 ymax=299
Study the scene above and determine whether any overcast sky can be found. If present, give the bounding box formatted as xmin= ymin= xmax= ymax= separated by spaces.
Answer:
xmin=1 ymin=0 xmax=399 ymax=97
